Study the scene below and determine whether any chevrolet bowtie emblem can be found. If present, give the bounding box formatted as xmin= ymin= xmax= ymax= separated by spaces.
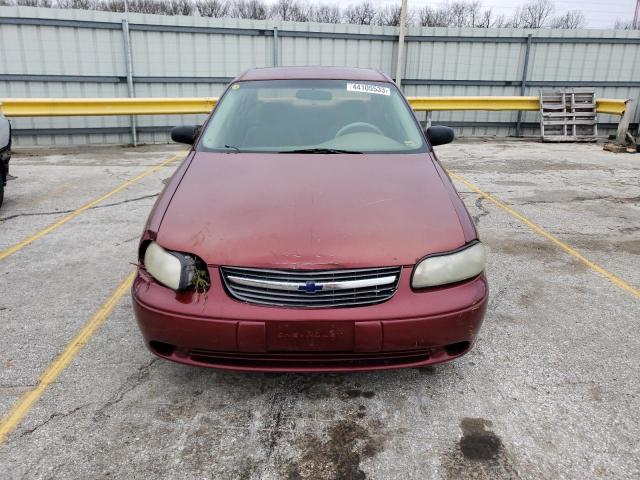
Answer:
xmin=299 ymin=281 xmax=323 ymax=293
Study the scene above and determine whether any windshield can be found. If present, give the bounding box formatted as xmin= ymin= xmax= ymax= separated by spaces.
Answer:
xmin=198 ymin=79 xmax=427 ymax=153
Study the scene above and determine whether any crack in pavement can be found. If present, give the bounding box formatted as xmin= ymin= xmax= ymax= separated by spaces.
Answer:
xmin=93 ymin=358 xmax=158 ymax=421
xmin=0 ymin=193 xmax=160 ymax=223
xmin=114 ymin=235 xmax=142 ymax=246
xmin=489 ymin=272 xmax=512 ymax=311
xmin=472 ymin=197 xmax=491 ymax=225
xmin=547 ymin=230 xmax=640 ymax=237
xmin=516 ymin=195 xmax=640 ymax=205
xmin=19 ymin=404 xmax=88 ymax=438
xmin=0 ymin=384 xmax=37 ymax=392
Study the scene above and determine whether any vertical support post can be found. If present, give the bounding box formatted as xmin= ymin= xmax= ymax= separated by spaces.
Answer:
xmin=394 ymin=0 xmax=407 ymax=89
xmin=121 ymin=19 xmax=137 ymax=146
xmin=616 ymin=100 xmax=632 ymax=144
xmin=272 ymin=27 xmax=279 ymax=67
xmin=426 ymin=111 xmax=432 ymax=129
xmin=516 ymin=34 xmax=532 ymax=138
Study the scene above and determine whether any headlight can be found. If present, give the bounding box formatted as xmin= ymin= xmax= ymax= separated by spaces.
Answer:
xmin=143 ymin=241 xmax=197 ymax=291
xmin=412 ymin=242 xmax=486 ymax=289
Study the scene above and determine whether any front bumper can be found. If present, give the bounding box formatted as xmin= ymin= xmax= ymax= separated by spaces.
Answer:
xmin=132 ymin=267 xmax=488 ymax=372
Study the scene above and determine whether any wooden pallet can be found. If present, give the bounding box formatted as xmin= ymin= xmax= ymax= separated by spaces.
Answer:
xmin=540 ymin=88 xmax=597 ymax=142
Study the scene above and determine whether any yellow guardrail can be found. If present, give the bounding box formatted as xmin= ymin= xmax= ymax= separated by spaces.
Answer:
xmin=407 ymin=96 xmax=541 ymax=112
xmin=594 ymin=99 xmax=629 ymax=116
xmin=0 ymin=96 xmax=628 ymax=117
xmin=0 ymin=97 xmax=219 ymax=117
xmin=407 ymin=96 xmax=628 ymax=115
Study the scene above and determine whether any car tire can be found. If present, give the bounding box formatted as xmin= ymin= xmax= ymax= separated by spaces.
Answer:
xmin=0 ymin=150 xmax=7 ymax=209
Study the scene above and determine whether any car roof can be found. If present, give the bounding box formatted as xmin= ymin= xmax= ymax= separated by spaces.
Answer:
xmin=233 ymin=66 xmax=392 ymax=83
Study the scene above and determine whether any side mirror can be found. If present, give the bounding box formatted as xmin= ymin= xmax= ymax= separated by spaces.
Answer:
xmin=426 ymin=125 xmax=455 ymax=146
xmin=171 ymin=125 xmax=200 ymax=145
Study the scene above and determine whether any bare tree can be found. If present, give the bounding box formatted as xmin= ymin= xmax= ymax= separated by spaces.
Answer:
xmin=344 ymin=1 xmax=376 ymax=25
xmin=93 ymin=0 xmax=180 ymax=14
xmin=614 ymin=19 xmax=629 ymax=29
xmin=231 ymin=0 xmax=267 ymax=19
xmin=613 ymin=18 xmax=638 ymax=30
xmin=271 ymin=0 xmax=294 ymax=21
xmin=8 ymin=0 xmax=54 ymax=5
xmin=510 ymin=0 xmax=554 ymax=28
xmin=197 ymin=0 xmax=230 ymax=17
xmin=310 ymin=4 xmax=341 ymax=23
xmin=375 ymin=4 xmax=412 ymax=26
xmin=477 ymin=8 xmax=507 ymax=28
xmin=448 ymin=1 xmax=465 ymax=26
xmin=417 ymin=1 xmax=505 ymax=29
xmin=270 ymin=0 xmax=311 ymax=22
xmin=162 ymin=0 xmax=194 ymax=15
xmin=549 ymin=10 xmax=585 ymax=29
xmin=374 ymin=5 xmax=400 ymax=26
xmin=447 ymin=1 xmax=482 ymax=27
xmin=466 ymin=0 xmax=484 ymax=27
xmin=55 ymin=0 xmax=98 ymax=8
xmin=94 ymin=0 xmax=125 ymax=11
xmin=417 ymin=5 xmax=449 ymax=27
xmin=2 ymin=0 xmax=591 ymax=30
xmin=133 ymin=0 xmax=171 ymax=14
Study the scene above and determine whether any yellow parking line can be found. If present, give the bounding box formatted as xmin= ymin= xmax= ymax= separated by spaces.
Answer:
xmin=0 ymin=151 xmax=185 ymax=262
xmin=0 ymin=271 xmax=135 ymax=444
xmin=448 ymin=170 xmax=640 ymax=300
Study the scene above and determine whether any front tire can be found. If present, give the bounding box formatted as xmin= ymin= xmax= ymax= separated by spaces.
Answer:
xmin=0 ymin=148 xmax=8 ymax=209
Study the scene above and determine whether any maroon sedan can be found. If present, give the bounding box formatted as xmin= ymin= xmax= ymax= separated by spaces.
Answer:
xmin=132 ymin=67 xmax=487 ymax=372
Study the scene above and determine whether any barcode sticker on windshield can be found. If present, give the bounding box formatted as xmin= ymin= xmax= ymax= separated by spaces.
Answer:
xmin=347 ymin=83 xmax=390 ymax=96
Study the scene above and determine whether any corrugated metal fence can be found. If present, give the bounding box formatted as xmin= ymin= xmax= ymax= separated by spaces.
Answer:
xmin=1 ymin=5 xmax=639 ymax=146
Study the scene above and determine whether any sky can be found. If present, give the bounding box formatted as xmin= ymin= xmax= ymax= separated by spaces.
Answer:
xmin=365 ymin=0 xmax=638 ymax=29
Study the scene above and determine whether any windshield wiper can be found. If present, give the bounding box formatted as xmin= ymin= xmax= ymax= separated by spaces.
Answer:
xmin=223 ymin=144 xmax=241 ymax=152
xmin=278 ymin=148 xmax=362 ymax=154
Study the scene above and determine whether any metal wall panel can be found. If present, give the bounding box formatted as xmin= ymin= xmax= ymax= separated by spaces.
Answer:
xmin=1 ymin=5 xmax=639 ymax=145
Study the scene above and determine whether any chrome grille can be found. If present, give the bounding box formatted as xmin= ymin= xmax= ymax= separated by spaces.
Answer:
xmin=220 ymin=266 xmax=402 ymax=308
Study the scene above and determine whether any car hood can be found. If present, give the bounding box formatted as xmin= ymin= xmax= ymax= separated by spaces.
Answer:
xmin=156 ymin=152 xmax=466 ymax=268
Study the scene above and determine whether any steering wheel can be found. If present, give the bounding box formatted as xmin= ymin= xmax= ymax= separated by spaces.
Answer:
xmin=335 ymin=122 xmax=383 ymax=137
